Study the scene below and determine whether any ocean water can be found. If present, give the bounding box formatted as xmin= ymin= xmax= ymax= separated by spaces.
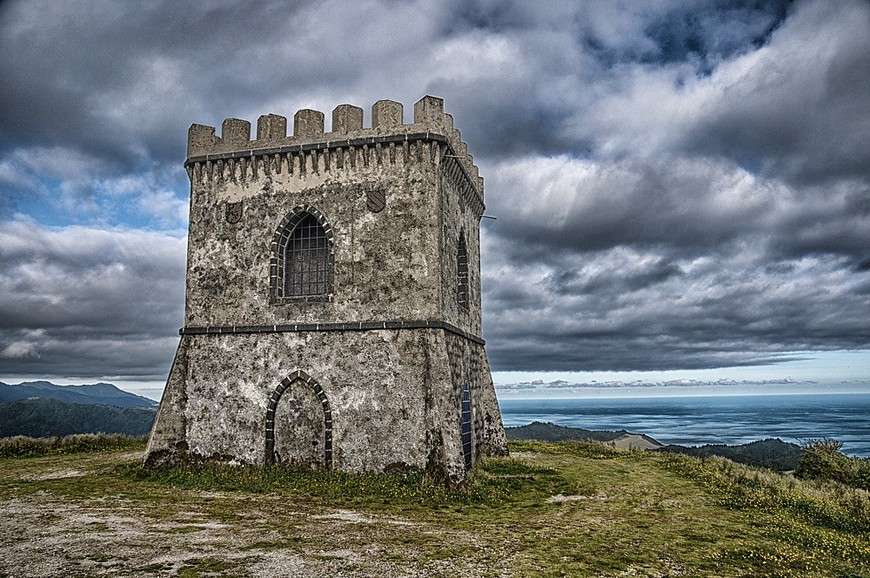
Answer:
xmin=498 ymin=393 xmax=870 ymax=457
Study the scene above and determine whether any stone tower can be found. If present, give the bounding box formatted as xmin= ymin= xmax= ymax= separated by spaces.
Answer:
xmin=145 ymin=96 xmax=508 ymax=482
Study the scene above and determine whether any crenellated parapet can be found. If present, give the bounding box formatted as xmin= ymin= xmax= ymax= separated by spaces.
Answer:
xmin=185 ymin=96 xmax=484 ymax=212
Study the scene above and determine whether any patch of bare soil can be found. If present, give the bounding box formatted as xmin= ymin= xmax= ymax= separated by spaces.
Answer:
xmin=546 ymin=493 xmax=610 ymax=503
xmin=0 ymin=458 xmax=514 ymax=577
xmin=18 ymin=469 xmax=86 ymax=481
xmin=505 ymin=451 xmax=541 ymax=460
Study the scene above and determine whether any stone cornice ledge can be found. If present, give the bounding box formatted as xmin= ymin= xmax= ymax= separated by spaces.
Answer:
xmin=180 ymin=319 xmax=485 ymax=345
xmin=184 ymin=131 xmax=448 ymax=166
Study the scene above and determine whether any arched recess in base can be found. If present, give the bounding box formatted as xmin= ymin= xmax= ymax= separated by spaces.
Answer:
xmin=265 ymin=370 xmax=333 ymax=469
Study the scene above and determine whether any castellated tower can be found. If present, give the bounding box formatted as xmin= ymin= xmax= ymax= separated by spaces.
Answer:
xmin=144 ymin=96 xmax=508 ymax=482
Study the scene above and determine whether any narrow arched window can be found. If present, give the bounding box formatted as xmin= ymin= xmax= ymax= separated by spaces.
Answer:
xmin=271 ymin=206 xmax=334 ymax=303
xmin=457 ymin=233 xmax=469 ymax=309
xmin=285 ymin=214 xmax=329 ymax=296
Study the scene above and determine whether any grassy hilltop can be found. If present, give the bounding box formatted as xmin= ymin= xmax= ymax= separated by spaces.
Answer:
xmin=0 ymin=438 xmax=867 ymax=577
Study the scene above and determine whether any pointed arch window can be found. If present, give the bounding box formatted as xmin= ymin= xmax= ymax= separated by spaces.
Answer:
xmin=457 ymin=233 xmax=469 ymax=309
xmin=271 ymin=206 xmax=334 ymax=303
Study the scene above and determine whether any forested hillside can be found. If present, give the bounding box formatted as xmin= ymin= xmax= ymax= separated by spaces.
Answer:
xmin=0 ymin=398 xmax=155 ymax=438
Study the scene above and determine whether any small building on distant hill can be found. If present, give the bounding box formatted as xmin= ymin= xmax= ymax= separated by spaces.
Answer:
xmin=144 ymin=96 xmax=508 ymax=481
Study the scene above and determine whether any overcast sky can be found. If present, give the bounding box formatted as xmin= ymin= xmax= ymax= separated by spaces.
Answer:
xmin=1 ymin=0 xmax=869 ymax=392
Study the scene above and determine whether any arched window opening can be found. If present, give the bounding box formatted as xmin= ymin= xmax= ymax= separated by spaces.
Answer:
xmin=285 ymin=214 xmax=329 ymax=296
xmin=457 ymin=233 xmax=469 ymax=309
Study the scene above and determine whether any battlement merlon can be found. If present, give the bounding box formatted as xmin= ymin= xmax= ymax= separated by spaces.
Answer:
xmin=185 ymin=96 xmax=484 ymax=198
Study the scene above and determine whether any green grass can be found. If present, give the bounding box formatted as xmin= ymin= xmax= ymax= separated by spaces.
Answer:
xmin=0 ymin=433 xmax=145 ymax=458
xmin=177 ymin=557 xmax=239 ymax=577
xmin=1 ymin=439 xmax=867 ymax=577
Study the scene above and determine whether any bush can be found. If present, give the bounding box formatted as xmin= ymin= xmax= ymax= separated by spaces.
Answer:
xmin=795 ymin=439 xmax=870 ymax=491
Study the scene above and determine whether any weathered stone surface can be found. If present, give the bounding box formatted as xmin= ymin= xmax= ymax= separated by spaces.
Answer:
xmin=221 ymin=118 xmax=250 ymax=146
xmin=294 ymin=109 xmax=325 ymax=137
xmin=372 ymin=100 xmax=403 ymax=129
xmin=332 ymin=104 xmax=363 ymax=133
xmin=257 ymin=114 xmax=287 ymax=141
xmin=146 ymin=97 xmax=507 ymax=482
xmin=187 ymin=124 xmax=217 ymax=158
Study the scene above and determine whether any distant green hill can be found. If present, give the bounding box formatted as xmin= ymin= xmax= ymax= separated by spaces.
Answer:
xmin=506 ymin=421 xmax=803 ymax=472
xmin=0 ymin=381 xmax=157 ymax=408
xmin=0 ymin=398 xmax=156 ymax=438
xmin=655 ymin=438 xmax=804 ymax=472
xmin=506 ymin=421 xmax=628 ymax=442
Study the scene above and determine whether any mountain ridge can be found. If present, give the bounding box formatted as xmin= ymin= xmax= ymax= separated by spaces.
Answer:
xmin=0 ymin=380 xmax=157 ymax=409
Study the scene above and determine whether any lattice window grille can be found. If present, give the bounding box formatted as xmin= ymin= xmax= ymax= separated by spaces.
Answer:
xmin=285 ymin=215 xmax=330 ymax=296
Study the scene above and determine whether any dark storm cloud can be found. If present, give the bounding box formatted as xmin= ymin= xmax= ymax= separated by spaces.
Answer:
xmin=0 ymin=221 xmax=185 ymax=378
xmin=0 ymin=0 xmax=868 ymax=378
xmin=679 ymin=12 xmax=870 ymax=187
xmin=481 ymin=235 xmax=870 ymax=371
xmin=0 ymin=0 xmax=805 ymax=165
xmin=0 ymin=1 xmax=318 ymax=163
xmin=479 ymin=154 xmax=870 ymax=370
xmin=469 ymin=0 xmax=870 ymax=371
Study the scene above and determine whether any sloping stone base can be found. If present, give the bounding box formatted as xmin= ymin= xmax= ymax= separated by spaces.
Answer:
xmin=145 ymin=328 xmax=507 ymax=482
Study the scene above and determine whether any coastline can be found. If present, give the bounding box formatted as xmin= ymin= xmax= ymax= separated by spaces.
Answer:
xmin=498 ymin=391 xmax=870 ymax=458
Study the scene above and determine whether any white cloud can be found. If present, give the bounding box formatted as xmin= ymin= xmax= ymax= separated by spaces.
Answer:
xmin=575 ymin=0 xmax=870 ymax=184
xmin=136 ymin=189 xmax=188 ymax=224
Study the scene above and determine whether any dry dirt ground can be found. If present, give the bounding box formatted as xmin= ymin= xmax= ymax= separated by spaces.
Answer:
xmin=0 ymin=452 xmax=514 ymax=578
xmin=8 ymin=445 xmax=861 ymax=577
